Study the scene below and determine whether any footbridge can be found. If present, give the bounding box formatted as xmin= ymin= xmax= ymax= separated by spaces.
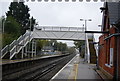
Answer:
xmin=1 ymin=26 xmax=94 ymax=63
xmin=33 ymin=26 xmax=87 ymax=40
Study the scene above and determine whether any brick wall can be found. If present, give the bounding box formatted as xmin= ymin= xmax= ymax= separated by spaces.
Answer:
xmin=98 ymin=27 xmax=117 ymax=78
xmin=117 ymin=36 xmax=120 ymax=81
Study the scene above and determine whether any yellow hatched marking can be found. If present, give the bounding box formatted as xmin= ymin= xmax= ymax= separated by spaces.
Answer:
xmin=74 ymin=64 xmax=78 ymax=81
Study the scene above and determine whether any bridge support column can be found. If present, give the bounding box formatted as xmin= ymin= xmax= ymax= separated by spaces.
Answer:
xmin=25 ymin=44 xmax=28 ymax=58
xmin=86 ymin=34 xmax=90 ymax=63
xmin=22 ymin=47 xmax=24 ymax=59
xmin=34 ymin=41 xmax=36 ymax=57
xmin=32 ymin=40 xmax=34 ymax=58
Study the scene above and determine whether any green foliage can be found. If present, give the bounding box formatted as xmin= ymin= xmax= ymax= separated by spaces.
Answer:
xmin=74 ymin=40 xmax=85 ymax=57
xmin=57 ymin=42 xmax=68 ymax=52
xmin=0 ymin=38 xmax=1 ymax=49
xmin=30 ymin=17 xmax=36 ymax=31
xmin=68 ymin=47 xmax=76 ymax=54
xmin=2 ymin=33 xmax=17 ymax=47
xmin=52 ymin=41 xmax=58 ymax=51
xmin=2 ymin=16 xmax=21 ymax=47
xmin=4 ymin=16 xmax=21 ymax=35
xmin=6 ymin=1 xmax=36 ymax=34
xmin=2 ymin=1 xmax=36 ymax=47
xmin=36 ymin=40 xmax=48 ymax=51
xmin=0 ymin=17 xmax=2 ymax=33
xmin=36 ymin=40 xmax=68 ymax=53
xmin=74 ymin=40 xmax=85 ymax=52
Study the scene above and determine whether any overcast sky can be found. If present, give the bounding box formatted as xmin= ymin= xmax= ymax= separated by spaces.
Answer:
xmin=0 ymin=0 xmax=103 ymax=46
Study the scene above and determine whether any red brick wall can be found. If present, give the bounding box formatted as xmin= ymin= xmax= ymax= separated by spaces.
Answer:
xmin=99 ymin=35 xmax=105 ymax=68
xmin=117 ymin=36 xmax=120 ymax=81
xmin=98 ymin=27 xmax=117 ymax=78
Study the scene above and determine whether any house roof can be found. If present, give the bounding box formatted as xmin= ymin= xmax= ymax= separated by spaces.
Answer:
xmin=107 ymin=2 xmax=120 ymax=24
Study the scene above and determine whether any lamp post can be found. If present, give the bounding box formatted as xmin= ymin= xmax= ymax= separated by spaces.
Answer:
xmin=80 ymin=19 xmax=92 ymax=63
xmin=28 ymin=18 xmax=32 ymax=57
xmin=2 ymin=16 xmax=5 ymax=33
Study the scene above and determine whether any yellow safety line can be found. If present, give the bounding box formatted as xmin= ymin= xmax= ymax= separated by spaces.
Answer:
xmin=74 ymin=64 xmax=78 ymax=81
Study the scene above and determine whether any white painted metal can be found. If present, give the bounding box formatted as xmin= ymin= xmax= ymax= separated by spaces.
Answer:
xmin=35 ymin=41 xmax=36 ymax=57
xmin=1 ymin=26 xmax=93 ymax=62
xmin=9 ymin=31 xmax=33 ymax=59
xmin=1 ymin=45 xmax=9 ymax=58
xmin=32 ymin=39 xmax=34 ymax=57
xmin=33 ymin=26 xmax=86 ymax=40
xmin=86 ymin=33 xmax=90 ymax=63
xmin=22 ymin=47 xmax=24 ymax=59
xmin=33 ymin=26 xmax=93 ymax=63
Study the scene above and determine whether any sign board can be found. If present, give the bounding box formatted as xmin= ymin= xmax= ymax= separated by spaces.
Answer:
xmin=110 ymin=48 xmax=113 ymax=66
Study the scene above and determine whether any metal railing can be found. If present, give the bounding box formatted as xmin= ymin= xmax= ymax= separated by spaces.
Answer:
xmin=9 ymin=40 xmax=17 ymax=50
xmin=36 ymin=26 xmax=85 ymax=32
xmin=10 ymin=46 xmax=17 ymax=59
xmin=1 ymin=45 xmax=9 ymax=58
xmin=1 ymin=31 xmax=33 ymax=59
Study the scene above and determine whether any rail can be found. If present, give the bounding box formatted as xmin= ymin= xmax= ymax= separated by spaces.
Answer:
xmin=9 ymin=40 xmax=17 ymax=50
xmin=2 ymin=54 xmax=74 ymax=80
xmin=1 ymin=45 xmax=9 ymax=58
xmin=36 ymin=26 xmax=85 ymax=32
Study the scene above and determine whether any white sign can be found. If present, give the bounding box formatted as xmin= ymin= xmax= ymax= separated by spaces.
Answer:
xmin=110 ymin=48 xmax=113 ymax=66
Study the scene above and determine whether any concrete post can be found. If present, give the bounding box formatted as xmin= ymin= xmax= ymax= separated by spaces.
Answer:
xmin=35 ymin=40 xmax=37 ymax=57
xmin=25 ymin=44 xmax=28 ymax=57
xmin=22 ymin=47 xmax=24 ymax=59
xmin=32 ymin=40 xmax=34 ymax=57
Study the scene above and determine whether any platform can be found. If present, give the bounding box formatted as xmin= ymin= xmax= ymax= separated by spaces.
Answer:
xmin=50 ymin=54 xmax=103 ymax=81
xmin=1 ymin=54 xmax=63 ymax=65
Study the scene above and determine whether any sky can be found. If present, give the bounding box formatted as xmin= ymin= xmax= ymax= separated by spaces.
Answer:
xmin=0 ymin=0 xmax=103 ymax=46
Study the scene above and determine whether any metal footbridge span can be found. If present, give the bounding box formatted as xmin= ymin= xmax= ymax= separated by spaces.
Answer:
xmin=1 ymin=26 xmax=93 ymax=63
xmin=33 ymin=26 xmax=87 ymax=40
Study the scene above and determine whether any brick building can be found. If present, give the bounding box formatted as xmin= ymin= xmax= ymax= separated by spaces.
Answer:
xmin=98 ymin=2 xmax=120 ymax=80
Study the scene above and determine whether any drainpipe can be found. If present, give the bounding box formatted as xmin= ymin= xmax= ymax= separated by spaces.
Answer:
xmin=116 ymin=35 xmax=119 ymax=81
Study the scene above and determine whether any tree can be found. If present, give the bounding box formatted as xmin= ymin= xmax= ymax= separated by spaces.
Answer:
xmin=30 ymin=16 xmax=36 ymax=31
xmin=54 ymin=41 xmax=59 ymax=51
xmin=36 ymin=40 xmax=69 ymax=54
xmin=2 ymin=16 xmax=21 ymax=47
xmin=74 ymin=40 xmax=85 ymax=57
xmin=6 ymin=1 xmax=35 ymax=34
xmin=4 ymin=16 xmax=21 ymax=35
xmin=74 ymin=40 xmax=85 ymax=52
xmin=0 ymin=17 xmax=2 ymax=48
xmin=68 ymin=47 xmax=76 ymax=54
xmin=57 ymin=42 xmax=68 ymax=52
xmin=36 ymin=40 xmax=48 ymax=51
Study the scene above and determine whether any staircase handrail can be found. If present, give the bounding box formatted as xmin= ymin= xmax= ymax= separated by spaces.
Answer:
xmin=1 ymin=31 xmax=33 ymax=59
xmin=1 ymin=45 xmax=9 ymax=58
xmin=9 ymin=40 xmax=17 ymax=50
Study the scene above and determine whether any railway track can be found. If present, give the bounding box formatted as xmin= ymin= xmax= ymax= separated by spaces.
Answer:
xmin=2 ymin=54 xmax=75 ymax=81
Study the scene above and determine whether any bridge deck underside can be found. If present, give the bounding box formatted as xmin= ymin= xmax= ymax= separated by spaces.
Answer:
xmin=33 ymin=30 xmax=86 ymax=40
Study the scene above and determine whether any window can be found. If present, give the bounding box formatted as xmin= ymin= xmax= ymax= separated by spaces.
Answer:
xmin=109 ymin=48 xmax=113 ymax=66
xmin=105 ymin=39 xmax=113 ymax=68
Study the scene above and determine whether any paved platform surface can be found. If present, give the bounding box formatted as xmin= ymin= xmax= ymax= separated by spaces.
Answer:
xmin=1 ymin=54 xmax=62 ymax=65
xmin=50 ymin=54 xmax=103 ymax=81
